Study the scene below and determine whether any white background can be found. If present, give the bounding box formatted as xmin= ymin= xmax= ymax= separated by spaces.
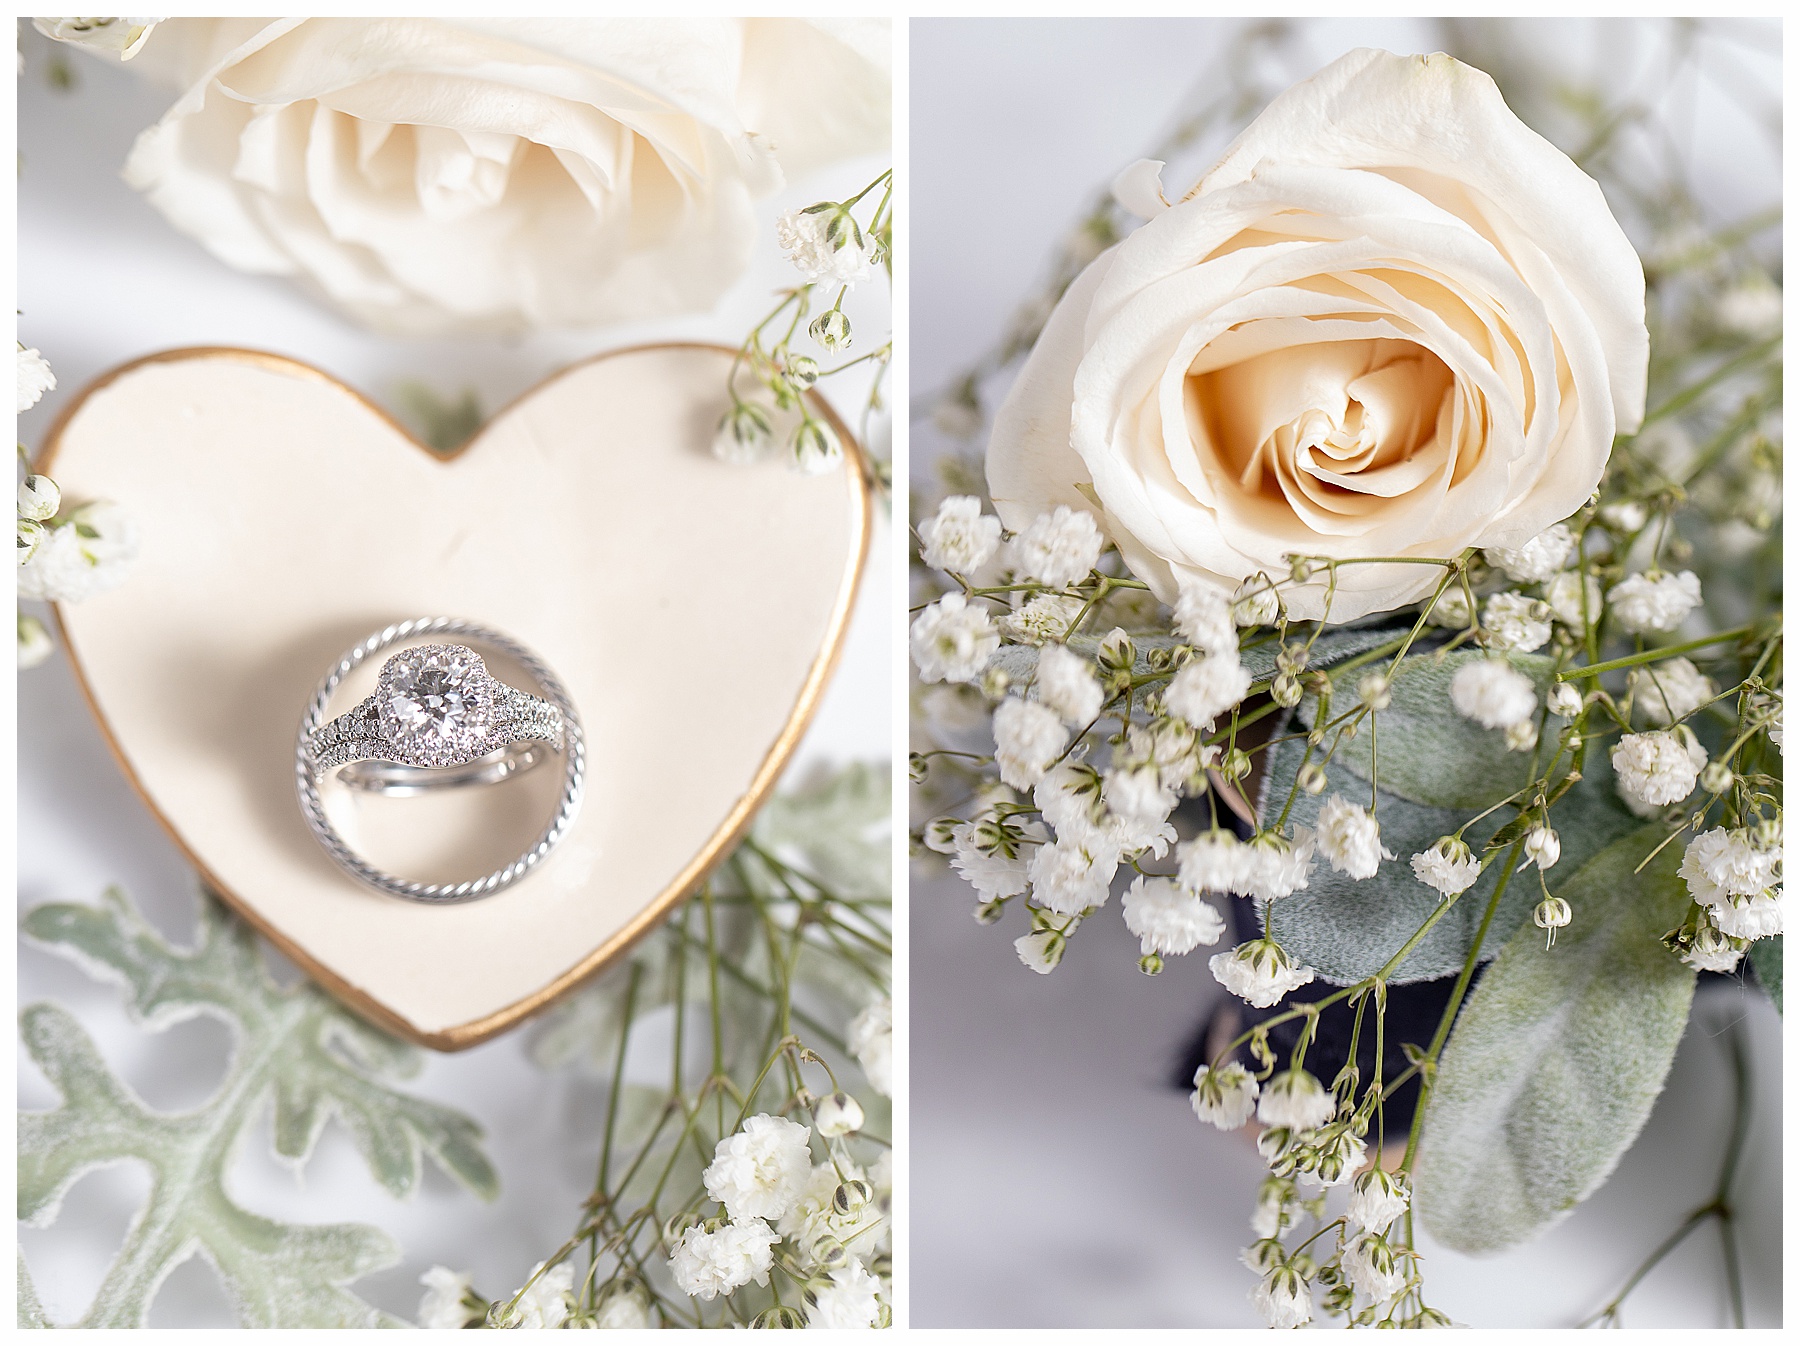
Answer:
xmin=15 ymin=23 xmax=890 ymax=1327
xmin=907 ymin=16 xmax=1782 ymax=1329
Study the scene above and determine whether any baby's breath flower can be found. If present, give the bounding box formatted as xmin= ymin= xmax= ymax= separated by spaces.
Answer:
xmin=778 ymin=1160 xmax=884 ymax=1271
xmin=502 ymin=1261 xmax=573 ymax=1329
xmin=776 ymin=205 xmax=877 ymax=285
xmin=703 ymin=1114 xmax=812 ymax=1222
xmin=17 ymin=502 xmax=140 ymax=603
xmin=1715 ymin=277 xmax=1782 ymax=336
xmin=1680 ymin=827 xmax=1781 ymax=904
xmin=1012 ymin=505 xmax=1104 ymax=587
xmin=1504 ymin=719 xmax=1539 ymax=754
xmin=1241 ymin=828 xmax=1317 ymax=902
xmin=1482 ymin=591 xmax=1552 ymax=652
xmin=1411 ymin=836 xmax=1481 ymax=896
xmin=1034 ymin=762 xmax=1108 ymax=851
xmin=1103 ymin=764 xmax=1177 ymax=830
xmin=992 ymin=696 xmax=1069 ymax=790
xmin=909 ymin=593 xmax=999 ymax=684
xmin=16 ymin=345 xmax=55 ymax=414
xmin=1026 ymin=838 xmax=1117 ymax=915
xmin=1628 ymin=656 xmax=1716 ymax=726
xmin=1341 ymin=1230 xmax=1409 ymax=1304
xmin=1256 ymin=1068 xmax=1336 ymax=1131
xmin=1174 ymin=575 xmax=1237 ymax=655
xmin=1000 ymin=592 xmax=1085 ymax=645
xmin=1314 ymin=795 xmax=1391 ymax=880
xmin=1450 ymin=658 xmax=1536 ymax=729
xmin=1599 ymin=500 xmax=1648 ymax=534
xmin=1346 ymin=1168 xmax=1411 ymax=1234
xmin=847 ymin=997 xmax=892 ymax=1098
xmin=1607 ymin=570 xmax=1702 ymax=633
xmin=1250 ymin=1175 xmax=1296 ymax=1237
xmin=1533 ymin=896 xmax=1572 ymax=946
xmin=418 ymin=1266 xmax=483 ymax=1329
xmin=17 ymin=516 xmax=46 ymax=567
xmin=1210 ymin=938 xmax=1315 ymax=1009
xmin=1357 ymin=672 xmax=1391 ymax=712
xmin=949 ymin=820 xmax=1035 ymax=902
xmin=591 ymin=1281 xmax=652 ymax=1329
xmin=17 ymin=475 xmax=60 ymax=522
xmin=1612 ymin=728 xmax=1704 ymax=810
xmin=1164 ymin=651 xmax=1252 ymax=729
xmin=1014 ymin=928 xmax=1064 ymax=974
xmin=1544 ymin=569 xmax=1604 ymax=631
xmin=1484 ymin=522 xmax=1575 ymax=584
xmin=1178 ymin=828 xmax=1250 ymax=895
xmin=1425 ymin=585 xmax=1473 ymax=628
xmin=1307 ymin=1123 xmax=1367 ymax=1188
xmin=18 ymin=614 xmax=53 ymax=670
xmin=1122 ymin=875 xmax=1224 ymax=957
xmin=792 ymin=418 xmax=842 ymax=474
xmin=1034 ymin=643 xmax=1103 ymax=725
xmin=1524 ymin=825 xmax=1561 ymax=870
xmin=806 ymin=1261 xmax=884 ymax=1329
xmin=668 ymin=1220 xmax=779 ymax=1301
xmin=1191 ymin=1062 xmax=1260 ymax=1130
xmin=1711 ymin=893 xmax=1783 ymax=940
xmin=1252 ymin=1265 xmax=1313 ymax=1329
xmin=917 ymin=495 xmax=1001 ymax=574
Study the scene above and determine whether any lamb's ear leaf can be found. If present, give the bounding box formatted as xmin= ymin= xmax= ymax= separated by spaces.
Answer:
xmin=1414 ymin=826 xmax=1696 ymax=1253
xmin=1256 ymin=649 xmax=1638 ymax=984
xmin=1750 ymin=935 xmax=1781 ymax=1013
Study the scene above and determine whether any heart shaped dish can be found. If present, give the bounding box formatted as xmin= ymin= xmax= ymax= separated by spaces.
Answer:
xmin=40 ymin=344 xmax=872 ymax=1049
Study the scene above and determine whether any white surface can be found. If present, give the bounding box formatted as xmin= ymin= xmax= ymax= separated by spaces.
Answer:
xmin=907 ymin=16 xmax=1782 ymax=1329
xmin=17 ymin=27 xmax=890 ymax=1326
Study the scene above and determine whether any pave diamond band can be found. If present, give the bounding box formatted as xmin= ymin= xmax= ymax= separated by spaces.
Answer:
xmin=306 ymin=659 xmax=566 ymax=777
xmin=295 ymin=618 xmax=585 ymax=903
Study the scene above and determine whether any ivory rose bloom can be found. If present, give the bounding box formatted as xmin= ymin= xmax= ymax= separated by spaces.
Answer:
xmin=988 ymin=49 xmax=1647 ymax=621
xmin=119 ymin=18 xmax=889 ymax=335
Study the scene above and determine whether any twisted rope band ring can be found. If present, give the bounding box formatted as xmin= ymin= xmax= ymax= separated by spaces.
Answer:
xmin=296 ymin=618 xmax=585 ymax=903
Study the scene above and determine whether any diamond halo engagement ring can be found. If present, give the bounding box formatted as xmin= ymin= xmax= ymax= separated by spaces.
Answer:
xmin=296 ymin=617 xmax=585 ymax=902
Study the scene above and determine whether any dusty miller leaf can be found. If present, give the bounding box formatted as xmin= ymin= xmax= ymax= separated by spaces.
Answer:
xmin=19 ymin=1252 xmax=49 ymax=1329
xmin=751 ymin=758 xmax=891 ymax=897
xmin=1751 ymin=935 xmax=1781 ymax=1013
xmin=19 ymin=887 xmax=497 ymax=1327
xmin=1259 ymin=649 xmax=1639 ymax=983
xmin=1414 ymin=826 xmax=1697 ymax=1253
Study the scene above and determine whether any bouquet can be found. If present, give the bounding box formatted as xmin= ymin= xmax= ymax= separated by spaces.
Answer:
xmin=911 ymin=29 xmax=1779 ymax=1329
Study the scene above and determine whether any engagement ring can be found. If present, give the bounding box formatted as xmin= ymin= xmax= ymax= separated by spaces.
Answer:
xmin=296 ymin=618 xmax=585 ymax=902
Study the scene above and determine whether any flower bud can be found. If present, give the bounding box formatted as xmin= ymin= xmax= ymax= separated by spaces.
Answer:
xmin=1357 ymin=672 xmax=1391 ymax=712
xmin=1288 ymin=555 xmax=1314 ymax=584
xmin=784 ymin=354 xmax=820 ymax=390
xmin=809 ymin=308 xmax=852 ymax=350
xmin=1014 ymin=929 xmax=1064 ymax=973
xmin=1523 ymin=826 xmax=1560 ymax=870
xmin=712 ymin=400 xmax=772 ymax=464
xmin=18 ymin=474 xmax=60 ymax=521
xmin=978 ymin=666 xmax=1011 ymax=699
xmin=814 ymin=1091 xmax=864 ymax=1137
xmin=1297 ymin=762 xmax=1327 ymax=795
xmin=1700 ymin=761 xmax=1734 ymax=794
xmin=1547 ymin=681 xmax=1583 ymax=718
xmin=973 ymin=898 xmax=1006 ymax=925
xmin=1096 ymin=627 xmax=1136 ymax=673
xmin=18 ymin=613 xmax=53 ymax=670
xmin=1221 ymin=747 xmax=1252 ymax=781
xmin=751 ymin=1305 xmax=808 ymax=1329
xmin=792 ymin=418 xmax=842 ymax=475
xmin=1138 ymin=952 xmax=1164 ymax=976
xmin=17 ymin=516 xmax=46 ymax=565
xmin=810 ymin=1235 xmax=849 ymax=1270
xmin=1271 ymin=671 xmax=1303 ymax=707
xmin=1504 ymin=720 xmax=1539 ymax=753
xmin=832 ymin=1179 xmax=873 ymax=1214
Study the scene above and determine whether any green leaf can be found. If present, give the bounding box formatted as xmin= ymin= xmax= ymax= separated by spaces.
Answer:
xmin=1258 ymin=649 xmax=1640 ymax=983
xmin=19 ymin=886 xmax=496 ymax=1327
xmin=751 ymin=759 xmax=891 ymax=897
xmin=20 ymin=1250 xmax=50 ymax=1329
xmin=391 ymin=381 xmax=483 ymax=454
xmin=1414 ymin=826 xmax=1698 ymax=1253
xmin=1750 ymin=935 xmax=1781 ymax=1013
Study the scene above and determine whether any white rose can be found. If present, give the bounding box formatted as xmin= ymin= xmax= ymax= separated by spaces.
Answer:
xmin=119 ymin=18 xmax=889 ymax=335
xmin=988 ymin=48 xmax=1647 ymax=621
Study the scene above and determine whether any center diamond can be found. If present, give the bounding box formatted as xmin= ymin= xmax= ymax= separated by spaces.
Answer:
xmin=374 ymin=644 xmax=497 ymax=766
